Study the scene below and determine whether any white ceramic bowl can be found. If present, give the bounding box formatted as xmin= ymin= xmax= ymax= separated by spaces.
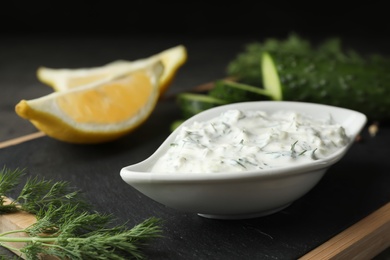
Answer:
xmin=120 ymin=101 xmax=367 ymax=219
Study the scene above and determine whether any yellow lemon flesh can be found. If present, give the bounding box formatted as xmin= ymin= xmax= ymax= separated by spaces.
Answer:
xmin=16 ymin=61 xmax=164 ymax=144
xmin=37 ymin=45 xmax=187 ymax=96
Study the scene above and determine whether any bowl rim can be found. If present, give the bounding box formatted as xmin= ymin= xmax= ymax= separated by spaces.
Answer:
xmin=120 ymin=101 xmax=367 ymax=183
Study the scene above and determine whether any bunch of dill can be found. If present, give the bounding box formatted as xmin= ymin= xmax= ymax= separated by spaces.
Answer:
xmin=0 ymin=166 xmax=162 ymax=260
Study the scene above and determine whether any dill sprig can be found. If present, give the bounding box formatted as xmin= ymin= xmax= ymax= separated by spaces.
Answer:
xmin=16 ymin=177 xmax=89 ymax=214
xmin=0 ymin=166 xmax=25 ymax=213
xmin=290 ymin=140 xmax=308 ymax=158
xmin=0 ymin=166 xmax=24 ymax=194
xmin=0 ymin=167 xmax=162 ymax=259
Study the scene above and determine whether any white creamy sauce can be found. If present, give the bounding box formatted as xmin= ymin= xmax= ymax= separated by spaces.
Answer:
xmin=151 ymin=109 xmax=349 ymax=173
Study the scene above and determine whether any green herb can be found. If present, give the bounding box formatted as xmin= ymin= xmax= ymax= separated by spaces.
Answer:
xmin=232 ymin=159 xmax=246 ymax=169
xmin=290 ymin=140 xmax=299 ymax=158
xmin=311 ymin=148 xmax=318 ymax=160
xmin=174 ymin=33 xmax=390 ymax=125
xmin=290 ymin=140 xmax=298 ymax=151
xmin=0 ymin=166 xmax=162 ymax=260
xmin=227 ymin=33 xmax=390 ymax=121
xmin=290 ymin=141 xmax=308 ymax=158
xmin=298 ymin=150 xmax=308 ymax=156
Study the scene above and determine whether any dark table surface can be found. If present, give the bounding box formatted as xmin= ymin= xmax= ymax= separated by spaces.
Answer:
xmin=1 ymin=31 xmax=390 ymax=259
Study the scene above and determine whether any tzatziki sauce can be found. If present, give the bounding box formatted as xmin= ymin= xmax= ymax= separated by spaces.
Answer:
xmin=151 ymin=109 xmax=349 ymax=173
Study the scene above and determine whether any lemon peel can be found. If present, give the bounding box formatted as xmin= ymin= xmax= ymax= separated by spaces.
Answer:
xmin=16 ymin=61 xmax=164 ymax=144
xmin=37 ymin=45 xmax=187 ymax=96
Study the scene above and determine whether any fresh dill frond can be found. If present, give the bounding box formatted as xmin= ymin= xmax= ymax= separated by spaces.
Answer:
xmin=16 ymin=217 xmax=163 ymax=260
xmin=28 ymin=203 xmax=111 ymax=237
xmin=0 ymin=167 xmax=26 ymax=213
xmin=0 ymin=167 xmax=163 ymax=259
xmin=0 ymin=166 xmax=25 ymax=195
xmin=14 ymin=176 xmax=89 ymax=215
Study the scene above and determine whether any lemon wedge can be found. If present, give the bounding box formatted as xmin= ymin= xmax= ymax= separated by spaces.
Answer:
xmin=37 ymin=45 xmax=187 ymax=96
xmin=16 ymin=61 xmax=164 ymax=144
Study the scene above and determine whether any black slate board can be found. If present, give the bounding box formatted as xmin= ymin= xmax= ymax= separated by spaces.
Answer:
xmin=1 ymin=100 xmax=389 ymax=260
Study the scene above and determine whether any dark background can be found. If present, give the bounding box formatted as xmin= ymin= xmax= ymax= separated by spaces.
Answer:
xmin=2 ymin=2 xmax=390 ymax=142
xmin=1 ymin=2 xmax=389 ymax=40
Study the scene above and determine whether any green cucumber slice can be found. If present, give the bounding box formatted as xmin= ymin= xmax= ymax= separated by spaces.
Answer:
xmin=261 ymin=52 xmax=283 ymax=101
xmin=209 ymin=79 xmax=271 ymax=103
xmin=176 ymin=93 xmax=227 ymax=119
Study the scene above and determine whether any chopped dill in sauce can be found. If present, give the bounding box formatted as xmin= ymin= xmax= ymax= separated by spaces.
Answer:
xmin=151 ymin=109 xmax=349 ymax=173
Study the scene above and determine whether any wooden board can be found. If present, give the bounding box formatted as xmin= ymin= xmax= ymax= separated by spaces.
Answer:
xmin=0 ymin=198 xmax=37 ymax=259
xmin=301 ymin=202 xmax=390 ymax=259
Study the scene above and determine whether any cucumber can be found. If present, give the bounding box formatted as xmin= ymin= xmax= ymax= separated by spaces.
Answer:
xmin=208 ymin=79 xmax=271 ymax=103
xmin=176 ymin=93 xmax=227 ymax=119
xmin=170 ymin=119 xmax=184 ymax=131
xmin=261 ymin=51 xmax=390 ymax=121
xmin=261 ymin=52 xmax=282 ymax=101
xmin=227 ymin=34 xmax=390 ymax=122
xmin=227 ymin=34 xmax=318 ymax=87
